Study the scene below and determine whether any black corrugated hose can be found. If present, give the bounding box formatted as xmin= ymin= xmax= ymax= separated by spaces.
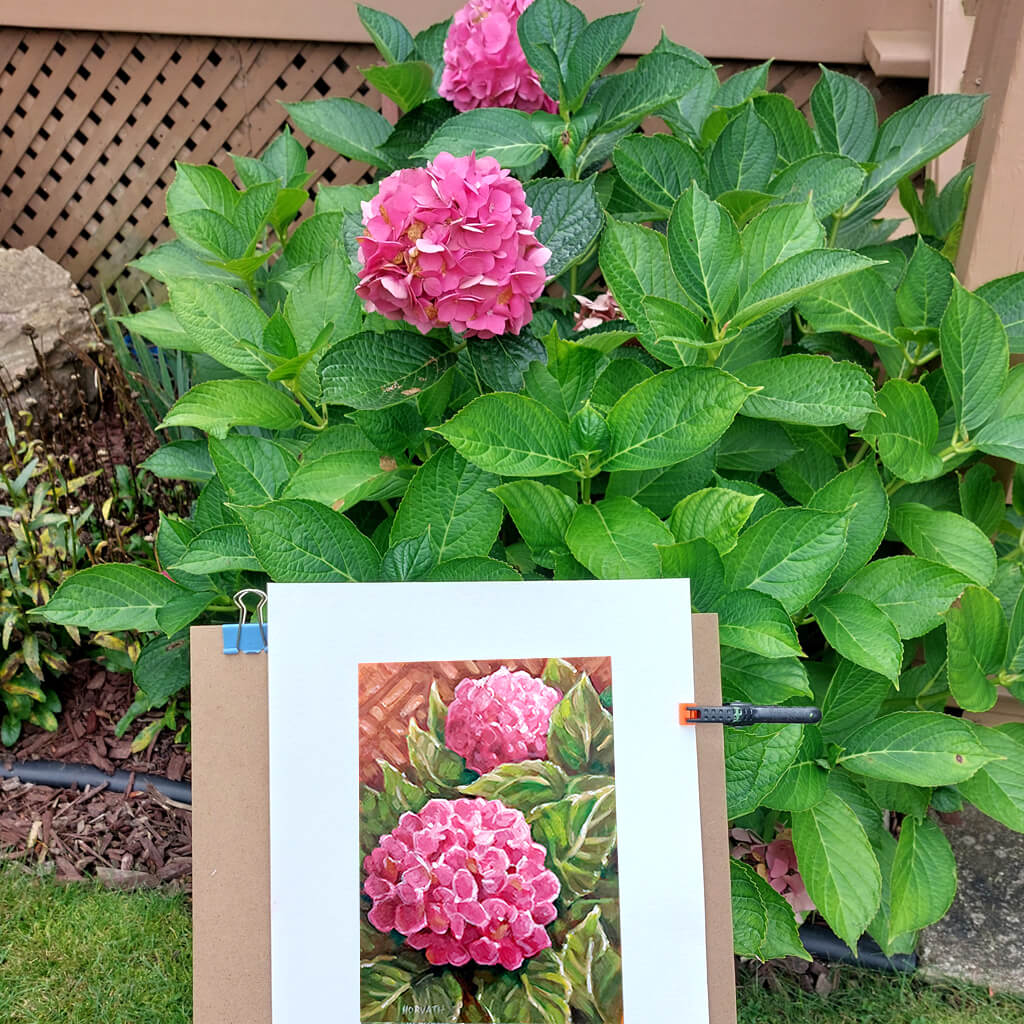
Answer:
xmin=0 ymin=757 xmax=192 ymax=804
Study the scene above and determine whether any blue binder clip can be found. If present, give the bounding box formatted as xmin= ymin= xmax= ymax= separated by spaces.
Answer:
xmin=223 ymin=588 xmax=268 ymax=654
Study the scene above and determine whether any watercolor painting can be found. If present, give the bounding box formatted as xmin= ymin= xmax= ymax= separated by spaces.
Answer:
xmin=358 ymin=657 xmax=620 ymax=1024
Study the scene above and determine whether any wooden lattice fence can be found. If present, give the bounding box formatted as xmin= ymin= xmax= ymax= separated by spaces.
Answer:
xmin=0 ymin=28 xmax=924 ymax=307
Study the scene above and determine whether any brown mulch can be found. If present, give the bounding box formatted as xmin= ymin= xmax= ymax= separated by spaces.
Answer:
xmin=2 ymin=659 xmax=193 ymax=889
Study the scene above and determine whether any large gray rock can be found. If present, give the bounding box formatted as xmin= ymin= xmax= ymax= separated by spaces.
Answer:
xmin=918 ymin=803 xmax=1024 ymax=994
xmin=0 ymin=245 xmax=100 ymax=423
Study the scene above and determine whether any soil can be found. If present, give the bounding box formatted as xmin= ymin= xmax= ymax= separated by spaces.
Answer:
xmin=2 ymin=365 xmax=194 ymax=889
xmin=1 ymin=659 xmax=193 ymax=889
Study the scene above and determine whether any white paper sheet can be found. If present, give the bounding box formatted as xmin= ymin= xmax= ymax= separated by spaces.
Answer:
xmin=267 ymin=578 xmax=709 ymax=1023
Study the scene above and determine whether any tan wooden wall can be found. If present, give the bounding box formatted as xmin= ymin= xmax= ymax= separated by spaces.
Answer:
xmin=0 ymin=28 xmax=922 ymax=307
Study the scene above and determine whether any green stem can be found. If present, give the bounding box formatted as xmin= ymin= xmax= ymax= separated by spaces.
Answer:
xmin=448 ymin=339 xmax=469 ymax=356
xmin=580 ymin=472 xmax=592 ymax=504
xmin=846 ymin=441 xmax=870 ymax=468
xmin=291 ymin=387 xmax=327 ymax=429
xmin=827 ymin=212 xmax=844 ymax=248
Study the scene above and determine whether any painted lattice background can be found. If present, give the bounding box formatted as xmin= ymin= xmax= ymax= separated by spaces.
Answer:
xmin=358 ymin=657 xmax=612 ymax=788
xmin=0 ymin=28 xmax=924 ymax=307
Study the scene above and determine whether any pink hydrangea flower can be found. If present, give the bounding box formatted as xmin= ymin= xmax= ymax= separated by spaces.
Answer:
xmin=574 ymin=291 xmax=625 ymax=331
xmin=439 ymin=0 xmax=557 ymax=114
xmin=731 ymin=827 xmax=815 ymax=919
xmin=356 ymin=152 xmax=551 ymax=338
xmin=363 ymin=797 xmax=561 ymax=970
xmin=445 ymin=666 xmax=561 ymax=774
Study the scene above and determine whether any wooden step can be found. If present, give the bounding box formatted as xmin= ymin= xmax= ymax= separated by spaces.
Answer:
xmin=865 ymin=28 xmax=932 ymax=77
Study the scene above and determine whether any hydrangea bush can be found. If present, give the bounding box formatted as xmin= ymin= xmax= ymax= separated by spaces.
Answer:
xmin=359 ymin=660 xmax=619 ymax=1020
xmin=38 ymin=0 xmax=1024 ymax=988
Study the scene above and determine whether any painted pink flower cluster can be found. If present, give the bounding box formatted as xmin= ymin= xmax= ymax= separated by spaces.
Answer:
xmin=363 ymin=797 xmax=560 ymax=969
xmin=356 ymin=152 xmax=551 ymax=338
xmin=439 ymin=0 xmax=557 ymax=114
xmin=445 ymin=666 xmax=561 ymax=774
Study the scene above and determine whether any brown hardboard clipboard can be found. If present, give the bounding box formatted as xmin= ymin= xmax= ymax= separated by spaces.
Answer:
xmin=191 ymin=613 xmax=736 ymax=1024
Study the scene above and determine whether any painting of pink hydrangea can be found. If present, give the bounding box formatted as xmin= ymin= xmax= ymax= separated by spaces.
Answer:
xmin=358 ymin=657 xmax=620 ymax=1023
xmin=439 ymin=0 xmax=557 ymax=114
xmin=355 ymin=151 xmax=551 ymax=339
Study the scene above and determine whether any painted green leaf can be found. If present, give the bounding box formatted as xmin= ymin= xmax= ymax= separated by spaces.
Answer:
xmin=839 ymin=711 xmax=998 ymax=786
xmin=530 ymin=785 xmax=617 ymax=898
xmin=558 ymin=907 xmax=623 ymax=1024
xmin=461 ymin=759 xmax=568 ymax=812
xmin=359 ymin=958 xmax=462 ymax=1022
xmin=547 ymin=677 xmax=615 ymax=774
xmin=476 ymin=948 xmax=570 ymax=1024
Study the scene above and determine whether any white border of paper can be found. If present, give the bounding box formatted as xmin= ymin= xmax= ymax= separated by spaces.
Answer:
xmin=267 ymin=578 xmax=708 ymax=1023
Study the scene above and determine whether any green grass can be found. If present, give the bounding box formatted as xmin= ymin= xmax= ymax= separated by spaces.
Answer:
xmin=737 ymin=963 xmax=1024 ymax=1024
xmin=0 ymin=866 xmax=192 ymax=1024
xmin=2 ymin=864 xmax=1023 ymax=1024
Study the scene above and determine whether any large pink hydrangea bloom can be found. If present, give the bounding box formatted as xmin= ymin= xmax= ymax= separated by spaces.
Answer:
xmin=439 ymin=0 xmax=557 ymax=114
xmin=356 ymin=152 xmax=551 ymax=338
xmin=363 ymin=797 xmax=560 ymax=969
xmin=445 ymin=666 xmax=561 ymax=774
